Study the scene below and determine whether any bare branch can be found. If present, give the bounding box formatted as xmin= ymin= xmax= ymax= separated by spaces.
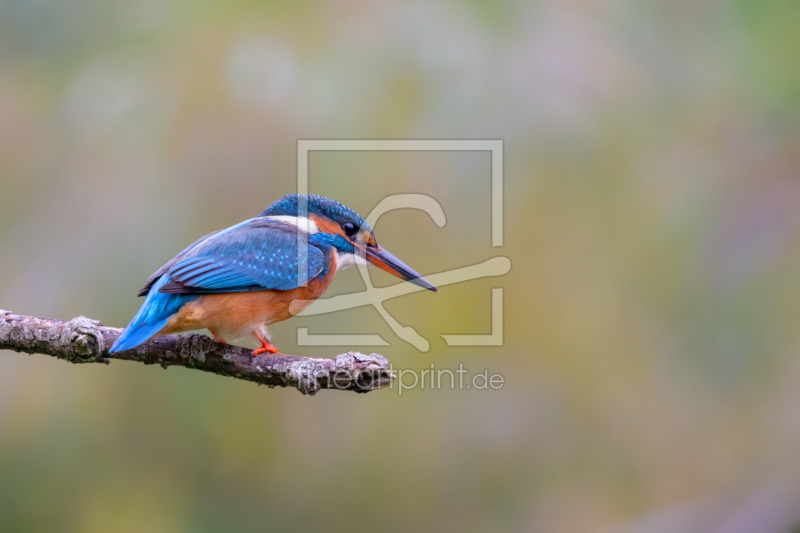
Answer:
xmin=0 ymin=310 xmax=395 ymax=395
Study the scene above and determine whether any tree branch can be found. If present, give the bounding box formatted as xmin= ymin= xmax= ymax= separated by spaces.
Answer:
xmin=0 ymin=310 xmax=395 ymax=395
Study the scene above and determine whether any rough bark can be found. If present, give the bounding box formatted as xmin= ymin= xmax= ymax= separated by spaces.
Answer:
xmin=0 ymin=310 xmax=394 ymax=395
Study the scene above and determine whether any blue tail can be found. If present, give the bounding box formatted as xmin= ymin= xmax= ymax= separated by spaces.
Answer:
xmin=110 ymin=276 xmax=199 ymax=353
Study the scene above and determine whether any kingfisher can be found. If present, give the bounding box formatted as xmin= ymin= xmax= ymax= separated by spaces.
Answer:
xmin=109 ymin=194 xmax=437 ymax=356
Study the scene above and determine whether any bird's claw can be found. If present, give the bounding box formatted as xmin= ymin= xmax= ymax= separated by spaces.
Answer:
xmin=253 ymin=342 xmax=281 ymax=357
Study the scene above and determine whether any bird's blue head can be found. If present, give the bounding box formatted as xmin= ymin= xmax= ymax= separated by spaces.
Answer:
xmin=261 ymin=194 xmax=371 ymax=237
xmin=260 ymin=194 xmax=437 ymax=291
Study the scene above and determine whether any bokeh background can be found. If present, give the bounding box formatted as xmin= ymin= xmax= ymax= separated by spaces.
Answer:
xmin=2 ymin=0 xmax=800 ymax=531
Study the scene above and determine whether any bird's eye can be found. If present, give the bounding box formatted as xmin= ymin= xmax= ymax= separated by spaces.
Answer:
xmin=343 ymin=222 xmax=358 ymax=237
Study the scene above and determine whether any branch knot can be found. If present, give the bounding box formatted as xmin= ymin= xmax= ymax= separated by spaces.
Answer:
xmin=60 ymin=316 xmax=106 ymax=363
xmin=348 ymin=353 xmax=395 ymax=393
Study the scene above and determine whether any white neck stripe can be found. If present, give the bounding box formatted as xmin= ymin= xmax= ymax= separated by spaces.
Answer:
xmin=266 ymin=216 xmax=319 ymax=234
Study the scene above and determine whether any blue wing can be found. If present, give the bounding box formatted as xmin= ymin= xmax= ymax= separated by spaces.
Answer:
xmin=157 ymin=218 xmax=327 ymax=294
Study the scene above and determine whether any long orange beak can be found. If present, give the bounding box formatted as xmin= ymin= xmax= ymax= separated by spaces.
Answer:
xmin=365 ymin=245 xmax=438 ymax=292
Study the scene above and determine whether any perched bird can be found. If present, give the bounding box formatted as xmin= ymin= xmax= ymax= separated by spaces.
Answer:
xmin=109 ymin=194 xmax=437 ymax=355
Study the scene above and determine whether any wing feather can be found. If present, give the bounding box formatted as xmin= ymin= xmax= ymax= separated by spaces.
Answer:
xmin=154 ymin=218 xmax=326 ymax=295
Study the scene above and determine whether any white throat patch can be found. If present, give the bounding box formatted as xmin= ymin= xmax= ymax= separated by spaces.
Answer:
xmin=335 ymin=251 xmax=369 ymax=271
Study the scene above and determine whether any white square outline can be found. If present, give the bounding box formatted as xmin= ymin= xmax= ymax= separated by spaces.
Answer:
xmin=297 ymin=139 xmax=503 ymax=347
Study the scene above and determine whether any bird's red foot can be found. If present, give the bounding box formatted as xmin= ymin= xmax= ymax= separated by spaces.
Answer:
xmin=253 ymin=341 xmax=280 ymax=357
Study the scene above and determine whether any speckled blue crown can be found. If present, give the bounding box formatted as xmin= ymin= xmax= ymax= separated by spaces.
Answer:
xmin=260 ymin=194 xmax=372 ymax=233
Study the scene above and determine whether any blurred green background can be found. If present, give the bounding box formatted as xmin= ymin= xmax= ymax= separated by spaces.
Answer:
xmin=2 ymin=0 xmax=800 ymax=531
